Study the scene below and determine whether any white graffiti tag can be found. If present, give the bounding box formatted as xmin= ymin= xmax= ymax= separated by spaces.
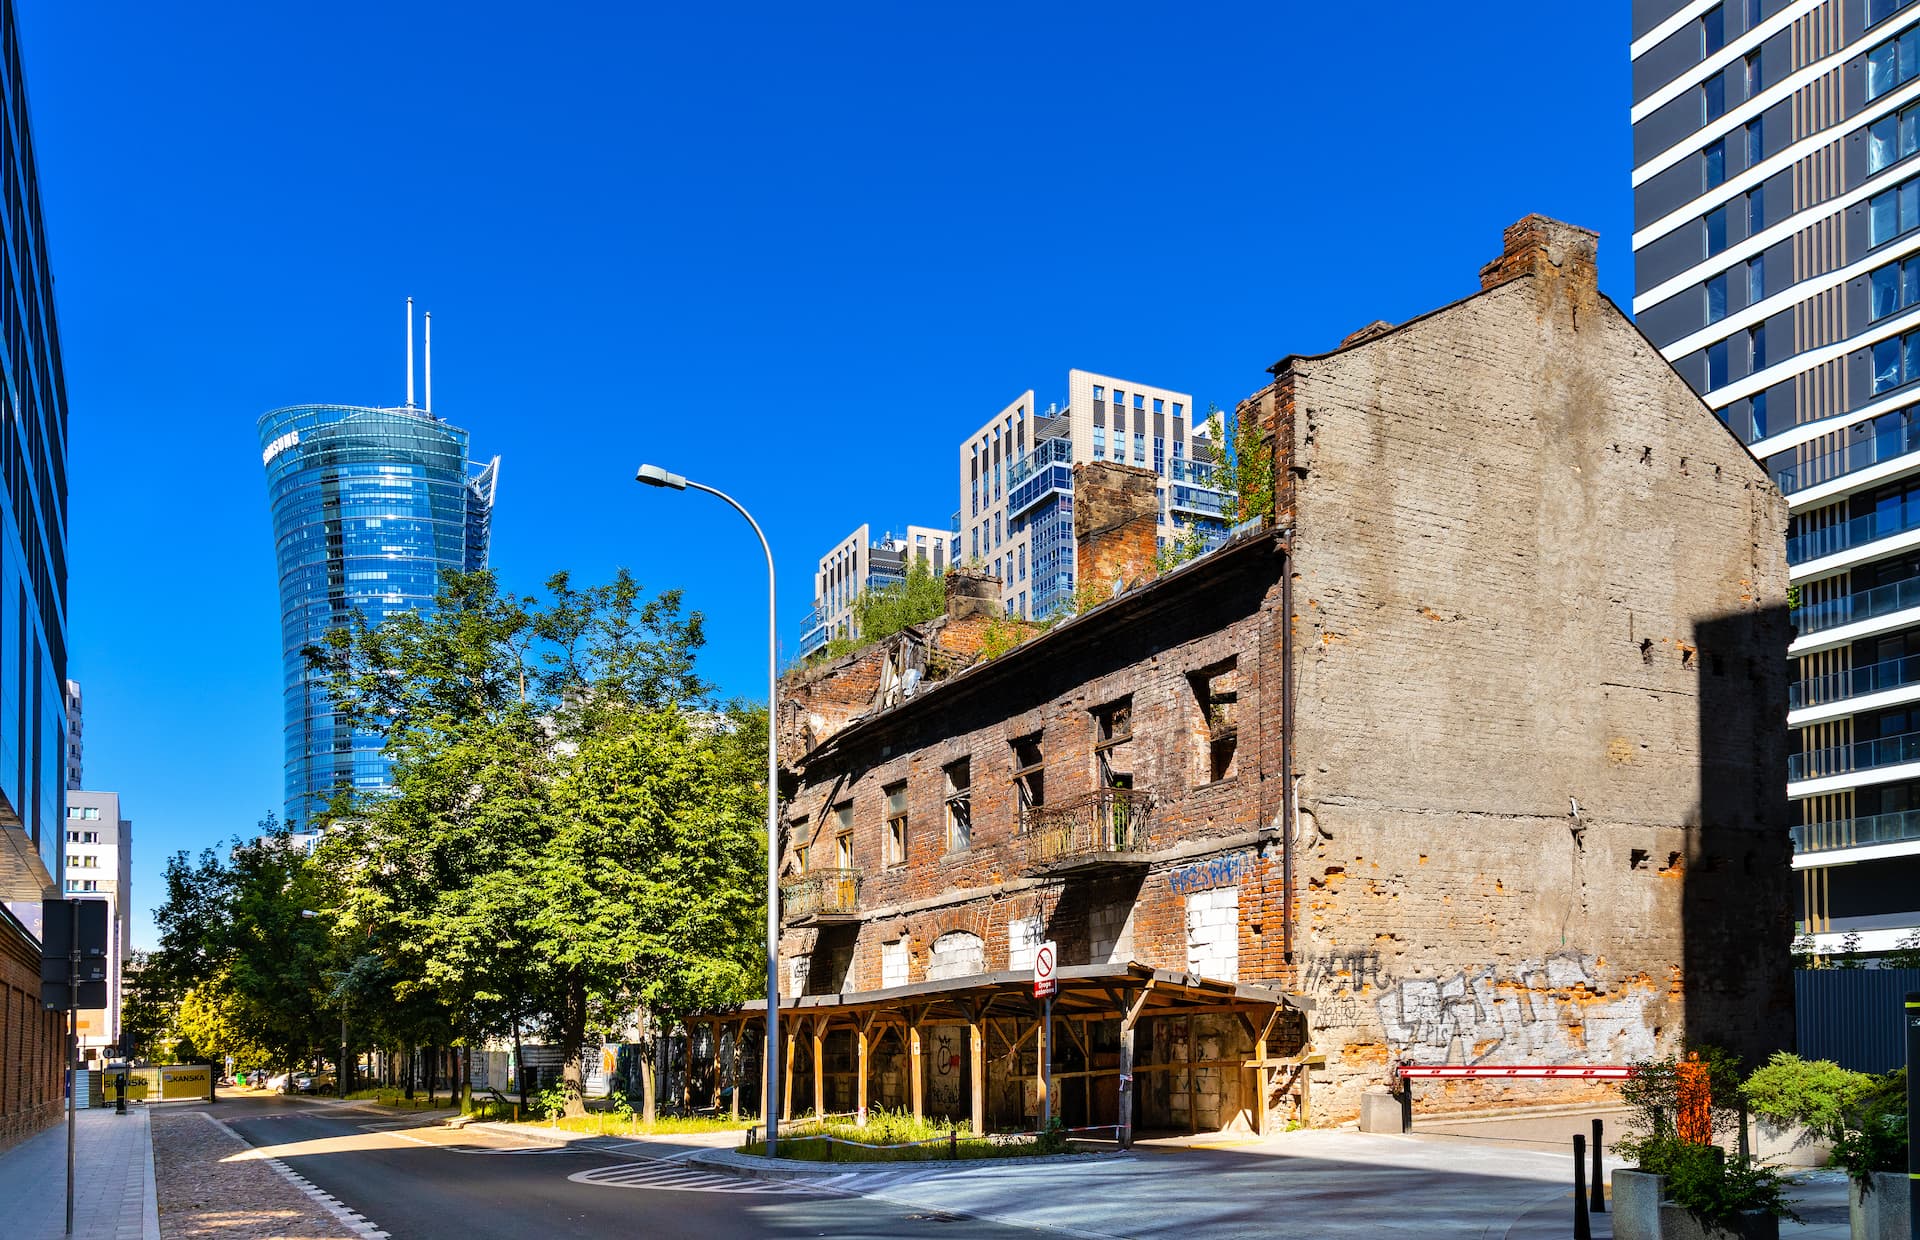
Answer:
xmin=1375 ymin=953 xmax=1657 ymax=1065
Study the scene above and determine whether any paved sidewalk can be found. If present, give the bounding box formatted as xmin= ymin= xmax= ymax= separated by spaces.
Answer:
xmin=0 ymin=1106 xmax=159 ymax=1240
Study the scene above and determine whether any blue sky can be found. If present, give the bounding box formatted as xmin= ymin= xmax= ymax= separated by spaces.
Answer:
xmin=23 ymin=2 xmax=1633 ymax=949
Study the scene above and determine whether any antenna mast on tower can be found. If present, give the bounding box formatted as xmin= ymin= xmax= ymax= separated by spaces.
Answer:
xmin=405 ymin=297 xmax=416 ymax=409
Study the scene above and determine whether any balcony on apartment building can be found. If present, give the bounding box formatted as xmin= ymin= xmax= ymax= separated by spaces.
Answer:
xmin=1017 ymin=787 xmax=1154 ymax=876
xmin=1789 ymin=729 xmax=1920 ymax=783
xmin=1167 ymin=456 xmax=1231 ymax=519
xmin=1792 ymin=652 xmax=1920 ymax=711
xmin=797 ymin=602 xmax=831 ymax=658
xmin=1771 ymin=406 xmax=1920 ymax=498
xmin=1008 ymin=437 xmax=1075 ymax=518
xmin=1787 ymin=498 xmax=1920 ymax=567
xmin=781 ymin=867 xmax=863 ymax=926
xmin=1792 ymin=808 xmax=1920 ymax=860
xmin=1792 ymin=571 xmax=1920 ymax=638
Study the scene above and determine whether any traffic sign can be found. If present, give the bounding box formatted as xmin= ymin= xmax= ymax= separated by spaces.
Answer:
xmin=1033 ymin=940 xmax=1057 ymax=998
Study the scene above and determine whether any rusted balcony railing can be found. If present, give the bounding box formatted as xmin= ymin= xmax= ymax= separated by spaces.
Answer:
xmin=1019 ymin=788 xmax=1154 ymax=871
xmin=781 ymin=868 xmax=863 ymax=923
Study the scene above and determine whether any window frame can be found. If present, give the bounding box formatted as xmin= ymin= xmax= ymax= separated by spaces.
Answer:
xmin=1010 ymin=731 xmax=1045 ymax=828
xmin=944 ymin=757 xmax=972 ymax=852
xmin=1092 ymin=697 xmax=1135 ymax=790
xmin=884 ymin=782 xmax=908 ymax=867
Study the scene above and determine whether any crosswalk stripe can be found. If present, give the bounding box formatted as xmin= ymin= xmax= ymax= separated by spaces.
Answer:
xmin=567 ymin=1160 xmax=822 ymax=1195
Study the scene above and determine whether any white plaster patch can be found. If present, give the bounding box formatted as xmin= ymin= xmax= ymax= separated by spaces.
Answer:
xmin=927 ymin=931 xmax=984 ymax=981
xmin=881 ymin=939 xmax=909 ymax=989
xmin=1185 ymin=887 xmax=1240 ymax=982
xmin=1007 ymin=916 xmax=1044 ymax=974
xmin=1089 ymin=900 xmax=1135 ymax=964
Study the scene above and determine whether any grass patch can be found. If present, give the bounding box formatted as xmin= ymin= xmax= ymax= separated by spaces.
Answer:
xmin=536 ymin=1111 xmax=755 ymax=1137
xmin=341 ymin=1088 xmax=448 ymax=1110
xmin=740 ymin=1109 xmax=1060 ymax=1163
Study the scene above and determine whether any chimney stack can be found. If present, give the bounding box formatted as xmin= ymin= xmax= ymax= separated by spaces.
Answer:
xmin=1073 ymin=461 xmax=1161 ymax=602
xmin=1478 ymin=214 xmax=1599 ymax=294
xmin=945 ymin=567 xmax=1001 ymax=623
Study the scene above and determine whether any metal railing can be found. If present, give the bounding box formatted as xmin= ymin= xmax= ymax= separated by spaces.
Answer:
xmin=1007 ymin=436 xmax=1074 ymax=490
xmin=1792 ymin=571 xmax=1920 ymax=635
xmin=780 ymin=868 xmax=862 ymax=920
xmin=1019 ymin=788 xmax=1153 ymax=866
xmin=1793 ymin=809 xmax=1920 ymax=854
xmin=1791 ymin=651 xmax=1920 ymax=709
xmin=1789 ymin=728 xmax=1920 ymax=781
xmin=1787 ymin=500 xmax=1920 ymax=564
xmin=1771 ymin=410 xmax=1920 ymax=495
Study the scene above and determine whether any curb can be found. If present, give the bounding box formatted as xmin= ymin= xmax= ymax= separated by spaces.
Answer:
xmin=687 ymin=1145 xmax=1128 ymax=1182
xmin=461 ymin=1120 xmax=576 ymax=1147
xmin=195 ymin=1111 xmax=390 ymax=1239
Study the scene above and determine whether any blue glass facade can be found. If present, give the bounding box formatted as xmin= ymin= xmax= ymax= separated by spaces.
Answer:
xmin=258 ymin=404 xmax=497 ymax=828
xmin=0 ymin=0 xmax=71 ymax=911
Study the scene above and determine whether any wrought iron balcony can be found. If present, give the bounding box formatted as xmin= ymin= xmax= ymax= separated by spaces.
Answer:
xmin=1018 ymin=788 xmax=1154 ymax=875
xmin=781 ymin=868 xmax=863 ymax=925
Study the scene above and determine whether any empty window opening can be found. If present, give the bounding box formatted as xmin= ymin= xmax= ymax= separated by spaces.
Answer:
xmin=944 ymin=758 xmax=972 ymax=852
xmin=1011 ymin=732 xmax=1045 ymax=828
xmin=1191 ymin=660 xmax=1240 ymax=783
xmin=885 ymin=782 xmax=908 ymax=867
xmin=1093 ymin=698 xmax=1135 ymax=789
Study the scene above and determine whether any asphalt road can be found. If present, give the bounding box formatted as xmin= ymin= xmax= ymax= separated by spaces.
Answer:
xmin=216 ymin=1095 xmax=1045 ymax=1240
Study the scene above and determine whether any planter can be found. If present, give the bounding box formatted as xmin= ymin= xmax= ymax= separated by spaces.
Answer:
xmin=1608 ymin=1170 xmax=1781 ymax=1240
xmin=1849 ymin=1171 xmax=1911 ymax=1240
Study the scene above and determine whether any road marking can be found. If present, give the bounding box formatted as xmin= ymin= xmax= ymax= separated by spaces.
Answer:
xmin=194 ymin=1112 xmax=392 ymax=1239
xmin=568 ymin=1160 xmax=823 ymax=1195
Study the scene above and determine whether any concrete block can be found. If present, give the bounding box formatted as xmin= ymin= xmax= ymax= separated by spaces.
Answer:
xmin=1358 ymin=1090 xmax=1404 ymax=1134
xmin=1851 ymin=1172 xmax=1910 ymax=1240
xmin=1611 ymin=1170 xmax=1662 ymax=1240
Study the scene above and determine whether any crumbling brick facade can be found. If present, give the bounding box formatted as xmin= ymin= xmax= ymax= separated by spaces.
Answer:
xmin=776 ymin=215 xmax=1792 ymax=1131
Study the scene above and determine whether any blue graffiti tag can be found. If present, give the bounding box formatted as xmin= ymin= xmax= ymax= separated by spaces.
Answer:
xmin=1166 ymin=851 xmax=1250 ymax=895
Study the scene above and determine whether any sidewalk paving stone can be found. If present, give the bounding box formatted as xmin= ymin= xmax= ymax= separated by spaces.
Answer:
xmin=0 ymin=1105 xmax=158 ymax=1240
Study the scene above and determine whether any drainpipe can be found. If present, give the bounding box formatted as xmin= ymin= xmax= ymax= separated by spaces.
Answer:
xmin=1279 ymin=533 xmax=1295 ymax=966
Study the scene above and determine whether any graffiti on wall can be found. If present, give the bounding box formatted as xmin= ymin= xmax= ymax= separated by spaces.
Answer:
xmin=1303 ymin=948 xmax=1391 ymax=1028
xmin=1167 ymin=851 xmax=1250 ymax=896
xmin=927 ymin=1025 xmax=965 ymax=1112
xmin=1374 ymin=953 xmax=1658 ymax=1065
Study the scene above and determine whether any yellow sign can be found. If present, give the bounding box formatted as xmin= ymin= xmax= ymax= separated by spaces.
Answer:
xmin=159 ymin=1065 xmax=211 ymax=1100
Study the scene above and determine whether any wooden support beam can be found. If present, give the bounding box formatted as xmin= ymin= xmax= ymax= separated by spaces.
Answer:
xmin=729 ymin=1021 xmax=741 ymax=1120
xmin=1123 ymin=984 xmax=1155 ymax=1032
xmin=856 ymin=1023 xmax=869 ymax=1126
xmin=909 ymin=1024 xmax=924 ymax=1125
xmin=1185 ymin=1014 xmax=1198 ymax=1136
xmin=968 ymin=1016 xmax=986 ymax=1137
xmin=812 ymin=1020 xmax=826 ymax=1121
xmin=1118 ymin=1018 xmax=1135 ymax=1149
xmin=782 ymin=1026 xmax=797 ymax=1122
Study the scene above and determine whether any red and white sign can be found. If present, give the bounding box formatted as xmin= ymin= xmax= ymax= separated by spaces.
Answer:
xmin=1396 ymin=1065 xmax=1635 ymax=1080
xmin=1033 ymin=941 xmax=1057 ymax=998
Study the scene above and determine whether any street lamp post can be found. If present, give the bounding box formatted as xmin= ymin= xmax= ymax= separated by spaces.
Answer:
xmin=634 ymin=463 xmax=783 ymax=1156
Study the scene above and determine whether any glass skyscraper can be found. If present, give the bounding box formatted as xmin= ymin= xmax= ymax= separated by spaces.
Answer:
xmin=0 ymin=0 xmax=72 ymax=928
xmin=259 ymin=403 xmax=498 ymax=828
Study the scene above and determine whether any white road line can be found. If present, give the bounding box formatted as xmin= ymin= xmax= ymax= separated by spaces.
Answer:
xmin=567 ymin=1160 xmax=822 ymax=1195
xmin=194 ymin=1112 xmax=392 ymax=1239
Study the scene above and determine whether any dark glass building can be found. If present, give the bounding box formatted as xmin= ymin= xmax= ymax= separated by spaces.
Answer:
xmin=0 ymin=0 xmax=71 ymax=928
xmin=259 ymin=403 xmax=497 ymax=828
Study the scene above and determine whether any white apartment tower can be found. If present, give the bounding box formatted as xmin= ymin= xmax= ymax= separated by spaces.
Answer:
xmin=797 ymin=522 xmax=952 ymax=658
xmin=64 ymin=789 xmax=131 ymax=1063
xmin=957 ymin=369 xmax=1230 ymax=620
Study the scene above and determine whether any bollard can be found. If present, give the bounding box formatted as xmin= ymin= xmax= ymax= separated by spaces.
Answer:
xmin=1591 ymin=1117 xmax=1606 ymax=1214
xmin=1574 ymin=1133 xmax=1592 ymax=1240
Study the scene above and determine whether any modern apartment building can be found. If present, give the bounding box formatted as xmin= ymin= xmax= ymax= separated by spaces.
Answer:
xmin=258 ymin=319 xmax=499 ymax=828
xmin=62 ymin=791 xmax=129 ymax=1065
xmin=63 ymin=680 xmax=81 ymax=790
xmin=797 ymin=523 xmax=951 ymax=658
xmin=956 ymin=371 xmax=1230 ymax=622
xmin=0 ymin=0 xmax=74 ymax=1154
xmin=1633 ymin=0 xmax=1920 ymax=955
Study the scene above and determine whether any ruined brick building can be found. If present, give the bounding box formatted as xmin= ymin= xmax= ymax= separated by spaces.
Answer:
xmin=748 ymin=216 xmax=1793 ymax=1134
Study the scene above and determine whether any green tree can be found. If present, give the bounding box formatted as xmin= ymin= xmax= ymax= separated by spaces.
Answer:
xmin=849 ymin=561 xmax=946 ymax=645
xmin=119 ymin=951 xmax=177 ymax=1063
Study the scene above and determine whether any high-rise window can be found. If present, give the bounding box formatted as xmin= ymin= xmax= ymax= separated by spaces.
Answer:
xmin=1746 ymin=117 xmax=1764 ymax=165
xmin=1748 ymin=186 xmax=1764 ymax=233
xmin=1749 ymin=391 xmax=1769 ymax=441
xmin=1868 ymin=26 xmax=1920 ymax=100
xmin=1748 ymin=255 xmax=1765 ymax=303
xmin=1707 ymin=274 xmax=1728 ymax=323
xmin=1093 ymin=425 xmax=1106 ymax=457
xmin=1702 ymin=75 xmax=1726 ymax=122
xmin=1702 ymin=5 xmax=1724 ymax=54
xmin=1746 ymin=0 xmax=1762 ymax=27
xmin=1133 ymin=432 xmax=1146 ymax=464
xmin=1870 ymin=0 xmax=1918 ymax=26
xmin=1870 ymin=254 xmax=1920 ymax=320
xmin=1870 ymin=100 xmax=1920 ymax=173
xmin=1872 ymin=328 xmax=1920 ymax=392
xmin=1704 ymin=140 xmax=1726 ymax=188
xmin=1706 ymin=206 xmax=1728 ymax=256
xmin=1870 ymin=174 xmax=1920 ymax=246
xmin=1750 ymin=323 xmax=1767 ymax=372
xmin=1745 ymin=49 xmax=1763 ymax=97
xmin=1707 ymin=339 xmax=1730 ymax=390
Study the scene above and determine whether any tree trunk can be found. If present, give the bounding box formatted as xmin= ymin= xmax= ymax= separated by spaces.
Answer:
xmin=654 ymin=1031 xmax=671 ymax=1120
xmin=426 ymin=1047 xmax=438 ymax=1108
xmin=513 ymin=1020 xmax=526 ymax=1113
xmin=641 ymin=1028 xmax=657 ymax=1126
xmin=404 ymin=1043 xmax=414 ymax=1100
xmin=462 ymin=1042 xmax=473 ymax=1114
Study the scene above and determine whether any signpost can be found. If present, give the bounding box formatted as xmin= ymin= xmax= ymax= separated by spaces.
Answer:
xmin=41 ymin=898 xmax=109 ymax=1237
xmin=1034 ymin=941 xmax=1056 ymax=1132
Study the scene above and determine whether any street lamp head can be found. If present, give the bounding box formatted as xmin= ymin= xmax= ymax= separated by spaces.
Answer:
xmin=635 ymin=464 xmax=688 ymax=490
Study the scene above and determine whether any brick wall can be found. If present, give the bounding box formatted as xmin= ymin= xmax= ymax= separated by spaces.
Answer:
xmin=1072 ymin=461 xmax=1159 ymax=597
xmin=1 ymin=910 xmax=62 ymax=1153
xmin=778 ymin=215 xmax=1791 ymax=1129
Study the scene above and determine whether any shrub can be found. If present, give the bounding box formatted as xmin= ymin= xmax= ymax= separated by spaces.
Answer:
xmin=1743 ymin=1055 xmax=1908 ymax=1187
xmin=1630 ymin=1135 xmax=1797 ymax=1225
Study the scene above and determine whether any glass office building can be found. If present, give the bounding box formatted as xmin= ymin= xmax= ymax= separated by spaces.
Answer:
xmin=259 ymin=403 xmax=498 ymax=828
xmin=0 ymin=0 xmax=72 ymax=925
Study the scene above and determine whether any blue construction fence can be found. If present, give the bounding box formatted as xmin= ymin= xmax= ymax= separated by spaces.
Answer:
xmin=1794 ymin=967 xmax=1920 ymax=1073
